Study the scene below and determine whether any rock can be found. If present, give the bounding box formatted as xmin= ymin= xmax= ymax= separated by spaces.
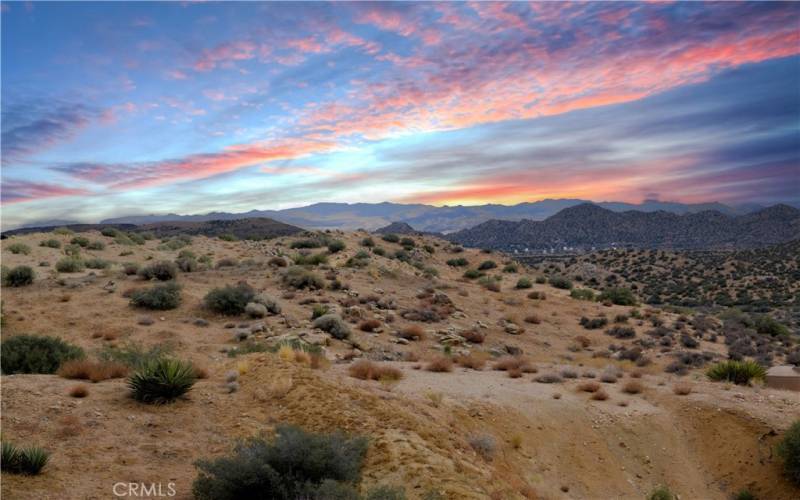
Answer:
xmin=245 ymin=302 xmax=268 ymax=318
xmin=504 ymin=322 xmax=522 ymax=335
xmin=137 ymin=316 xmax=155 ymax=326
xmin=193 ymin=318 xmax=209 ymax=327
xmin=224 ymin=323 xmax=236 ymax=329
xmin=249 ymin=322 xmax=265 ymax=334
xmin=234 ymin=330 xmax=250 ymax=341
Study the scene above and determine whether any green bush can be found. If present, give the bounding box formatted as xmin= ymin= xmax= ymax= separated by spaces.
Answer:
xmin=218 ymin=233 xmax=238 ymax=242
xmin=733 ymin=490 xmax=756 ymax=500
xmin=503 ymin=263 xmax=518 ymax=273
xmin=101 ymin=227 xmax=120 ymax=237
xmin=39 ymin=239 xmax=61 ymax=249
xmin=372 ymin=247 xmax=386 ymax=256
xmin=7 ymin=242 xmax=31 ymax=255
xmin=381 ymin=233 xmax=400 ymax=243
xmin=53 ymin=227 xmax=73 ymax=235
xmin=313 ymin=314 xmax=351 ymax=340
xmin=754 ymin=315 xmax=789 ymax=337
xmin=598 ymin=287 xmax=637 ymax=305
xmin=478 ymin=260 xmax=497 ymax=271
xmin=312 ymin=304 xmax=330 ymax=320
xmin=293 ymin=253 xmax=328 ymax=266
xmin=192 ymin=424 xmax=368 ymax=500
xmin=127 ymin=232 xmax=146 ymax=245
xmin=463 ymin=269 xmax=484 ymax=280
xmin=283 ymin=266 xmax=324 ymax=290
xmin=647 ymin=486 xmax=674 ymax=500
xmin=130 ymin=282 xmax=182 ymax=310
xmin=706 ymin=360 xmax=766 ymax=385
xmin=360 ymin=237 xmax=375 ymax=247
xmin=327 ymin=240 xmax=346 ymax=253
xmin=777 ymin=420 xmax=800 ymax=485
xmin=446 ymin=258 xmax=469 ymax=267
xmin=1 ymin=442 xmax=49 ymax=475
xmin=175 ymin=255 xmax=198 ymax=272
xmin=64 ymin=243 xmax=82 ymax=257
xmin=138 ymin=261 xmax=178 ymax=281
xmin=548 ymin=276 xmax=573 ymax=290
xmin=291 ymin=238 xmax=325 ymax=249
xmin=70 ymin=236 xmax=90 ymax=247
xmin=400 ymin=237 xmax=415 ymax=248
xmin=85 ymin=258 xmax=109 ymax=269
xmin=4 ymin=266 xmax=34 ymax=287
xmin=204 ymin=283 xmax=255 ymax=315
xmin=1 ymin=335 xmax=84 ymax=374
xmin=570 ymin=288 xmax=595 ymax=301
xmin=87 ymin=241 xmax=105 ymax=250
xmin=56 ymin=257 xmax=84 ymax=273
xmin=128 ymin=358 xmax=196 ymax=404
xmin=98 ymin=342 xmax=172 ymax=369
xmin=122 ymin=262 xmax=140 ymax=275
xmin=515 ymin=277 xmax=532 ymax=289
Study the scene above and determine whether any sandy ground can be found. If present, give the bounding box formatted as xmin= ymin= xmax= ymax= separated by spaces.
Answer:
xmin=1 ymin=230 xmax=798 ymax=499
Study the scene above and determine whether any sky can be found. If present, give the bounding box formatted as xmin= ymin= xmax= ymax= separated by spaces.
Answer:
xmin=2 ymin=1 xmax=799 ymax=227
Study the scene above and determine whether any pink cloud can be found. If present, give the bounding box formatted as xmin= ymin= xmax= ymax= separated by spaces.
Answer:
xmin=1 ymin=180 xmax=90 ymax=205
xmin=194 ymin=40 xmax=258 ymax=71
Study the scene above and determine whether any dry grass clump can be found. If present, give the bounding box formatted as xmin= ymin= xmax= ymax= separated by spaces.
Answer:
xmin=426 ymin=356 xmax=453 ymax=373
xmin=508 ymin=368 xmax=523 ymax=378
xmin=578 ymin=381 xmax=601 ymax=393
xmin=68 ymin=384 xmax=89 ymax=398
xmin=58 ymin=359 xmax=129 ymax=382
xmin=622 ymin=380 xmax=644 ymax=394
xmin=348 ymin=360 xmax=403 ymax=381
xmin=455 ymin=353 xmax=486 ymax=370
xmin=493 ymin=355 xmax=536 ymax=373
xmin=396 ymin=324 xmax=425 ymax=341
xmin=629 ymin=369 xmax=643 ymax=379
xmin=673 ymin=382 xmax=693 ymax=395
xmin=358 ymin=319 xmax=381 ymax=332
xmin=524 ymin=314 xmax=541 ymax=324
xmin=590 ymin=389 xmax=610 ymax=401
xmin=468 ymin=434 xmax=497 ymax=461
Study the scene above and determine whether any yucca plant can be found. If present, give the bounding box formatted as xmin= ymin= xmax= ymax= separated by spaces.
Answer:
xmin=2 ymin=442 xmax=49 ymax=475
xmin=706 ymin=360 xmax=766 ymax=385
xmin=128 ymin=358 xmax=196 ymax=404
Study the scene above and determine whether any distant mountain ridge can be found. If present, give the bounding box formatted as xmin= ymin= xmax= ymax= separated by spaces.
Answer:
xmin=447 ymin=203 xmax=800 ymax=251
xmin=97 ymin=198 xmax=767 ymax=234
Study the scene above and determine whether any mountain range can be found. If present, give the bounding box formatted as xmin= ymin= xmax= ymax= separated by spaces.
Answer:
xmin=90 ymin=199 xmax=767 ymax=234
xmin=447 ymin=203 xmax=800 ymax=251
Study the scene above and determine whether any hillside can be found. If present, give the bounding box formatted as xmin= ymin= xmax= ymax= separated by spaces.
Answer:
xmin=449 ymin=203 xmax=800 ymax=251
xmin=1 ymin=227 xmax=798 ymax=499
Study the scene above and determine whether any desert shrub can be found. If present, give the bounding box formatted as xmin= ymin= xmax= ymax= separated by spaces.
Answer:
xmin=1 ymin=442 xmax=49 ymax=475
xmin=478 ymin=260 xmax=497 ymax=271
xmin=777 ymin=420 xmax=800 ymax=486
xmin=283 ymin=266 xmax=324 ymax=290
xmin=87 ymin=240 xmax=105 ymax=250
xmin=446 ymin=258 xmax=469 ymax=267
xmin=605 ymin=326 xmax=635 ymax=339
xmin=359 ymin=319 xmax=381 ymax=332
xmin=622 ymin=380 xmax=644 ymax=394
xmin=426 ymin=356 xmax=453 ymax=372
xmin=578 ymin=381 xmax=601 ymax=392
xmin=372 ymin=247 xmax=386 ymax=256
xmin=98 ymin=342 xmax=172 ymax=369
xmin=364 ymin=486 xmax=407 ymax=500
xmin=128 ymin=358 xmax=196 ymax=404
xmin=175 ymin=254 xmax=198 ymax=272
xmin=548 ymin=276 xmax=572 ymax=290
xmin=348 ymin=360 xmax=402 ymax=381
xmin=101 ymin=227 xmax=120 ymax=237
xmin=253 ymin=293 xmax=281 ymax=314
xmin=399 ymin=237 xmax=415 ymax=248
xmin=40 ymin=239 xmax=61 ymax=248
xmin=122 ymin=262 xmax=140 ymax=275
xmin=70 ymin=236 xmax=90 ymax=247
xmin=69 ymin=384 xmax=89 ymax=398
xmin=293 ymin=253 xmax=327 ymax=266
xmin=58 ymin=359 xmax=129 ymax=382
xmin=157 ymin=236 xmax=191 ymax=250
xmin=393 ymin=249 xmax=410 ymax=262
xmin=3 ymin=266 xmax=34 ymax=287
xmin=64 ymin=243 xmax=82 ymax=257
xmin=323 ymin=239 xmax=345 ymax=253
xmin=361 ymin=237 xmax=375 ymax=247
xmin=216 ymin=257 xmax=238 ymax=268
xmin=130 ymin=282 xmax=181 ymax=310
xmin=461 ymin=269 xmax=482 ymax=280
xmin=527 ymin=291 xmax=546 ymax=300
xmin=311 ymin=304 xmax=329 ymax=320
xmin=647 ymin=486 xmax=674 ymax=500
xmin=218 ymin=233 xmax=238 ymax=242
xmin=672 ymin=382 xmax=692 ymax=395
xmin=192 ymin=424 xmax=368 ymax=500
xmin=493 ymin=356 xmax=535 ymax=373
xmin=534 ymin=373 xmax=562 ymax=384
xmin=56 ymin=257 xmax=85 ymax=273
xmin=138 ymin=261 xmax=178 ymax=281
xmin=84 ymin=258 xmax=109 ymax=269
xmin=204 ymin=283 xmax=255 ymax=315
xmin=503 ymin=263 xmax=518 ymax=273
xmin=570 ymin=288 xmax=595 ymax=301
xmin=468 ymin=434 xmax=497 ymax=461
xmin=8 ymin=242 xmax=31 ymax=255
xmin=268 ymin=256 xmax=288 ymax=267
xmin=313 ymin=314 xmax=351 ymax=340
xmin=455 ymin=354 xmax=486 ymax=370
xmin=395 ymin=324 xmax=424 ymax=341
xmin=381 ymin=233 xmax=400 ymax=243
xmin=461 ymin=329 xmax=485 ymax=343
xmin=754 ymin=315 xmax=789 ymax=337
xmin=1 ymin=335 xmax=84 ymax=374
xmin=480 ymin=276 xmax=501 ymax=292
xmin=706 ymin=360 xmax=766 ymax=385
xmin=53 ymin=227 xmax=73 ymax=235
xmin=515 ymin=277 xmax=532 ymax=289
xmin=580 ymin=316 xmax=608 ymax=330
xmin=598 ymin=287 xmax=637 ymax=306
